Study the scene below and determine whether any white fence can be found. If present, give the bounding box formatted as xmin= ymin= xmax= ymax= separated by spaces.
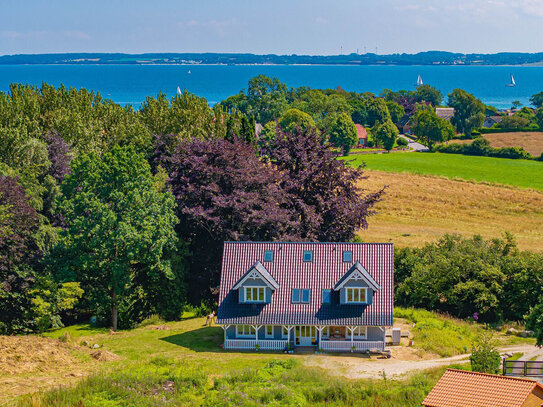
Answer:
xmin=224 ymin=339 xmax=288 ymax=350
xmin=320 ymin=340 xmax=384 ymax=352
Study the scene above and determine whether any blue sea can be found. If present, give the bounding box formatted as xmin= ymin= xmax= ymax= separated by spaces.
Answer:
xmin=0 ymin=64 xmax=541 ymax=109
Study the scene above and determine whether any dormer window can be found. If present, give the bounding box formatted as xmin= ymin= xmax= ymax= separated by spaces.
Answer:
xmin=343 ymin=251 xmax=353 ymax=262
xmin=245 ymin=286 xmax=265 ymax=302
xmin=303 ymin=250 xmax=313 ymax=262
xmin=264 ymin=250 xmax=274 ymax=262
xmin=346 ymin=287 xmax=367 ymax=304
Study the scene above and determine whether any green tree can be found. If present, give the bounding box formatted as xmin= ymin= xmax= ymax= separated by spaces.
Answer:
xmin=526 ymin=302 xmax=543 ymax=346
xmin=511 ymin=100 xmax=523 ymax=110
xmin=448 ymin=89 xmax=485 ymax=136
xmin=530 ymin=91 xmax=543 ymax=109
xmin=278 ymin=108 xmax=317 ymax=134
xmin=414 ymin=84 xmax=442 ymax=106
xmin=362 ymin=97 xmax=391 ymax=127
xmin=498 ymin=115 xmax=530 ymax=129
xmin=470 ymin=332 xmax=501 ymax=374
xmin=327 ymin=113 xmax=358 ymax=155
xmin=386 ymin=101 xmax=405 ymax=124
xmin=373 ymin=119 xmax=398 ymax=151
xmin=412 ymin=108 xmax=455 ymax=147
xmin=52 ymin=146 xmax=179 ymax=330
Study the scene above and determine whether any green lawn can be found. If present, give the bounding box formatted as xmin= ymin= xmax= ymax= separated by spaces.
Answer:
xmin=342 ymin=152 xmax=543 ymax=190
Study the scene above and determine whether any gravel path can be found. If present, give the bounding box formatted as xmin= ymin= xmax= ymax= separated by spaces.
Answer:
xmin=398 ymin=134 xmax=429 ymax=152
xmin=303 ymin=344 xmax=542 ymax=380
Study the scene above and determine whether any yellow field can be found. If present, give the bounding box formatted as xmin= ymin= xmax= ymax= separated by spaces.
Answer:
xmin=358 ymin=170 xmax=543 ymax=252
xmin=448 ymin=132 xmax=543 ymax=156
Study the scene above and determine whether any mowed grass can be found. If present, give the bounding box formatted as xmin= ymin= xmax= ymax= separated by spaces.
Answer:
xmin=356 ymin=170 xmax=543 ymax=251
xmin=343 ymin=152 xmax=543 ymax=190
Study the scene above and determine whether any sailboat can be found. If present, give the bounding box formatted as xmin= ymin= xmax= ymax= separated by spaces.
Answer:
xmin=416 ymin=74 xmax=423 ymax=87
xmin=187 ymin=70 xmax=191 ymax=74
xmin=506 ymin=74 xmax=516 ymax=87
xmin=177 ymin=86 xmax=182 ymax=95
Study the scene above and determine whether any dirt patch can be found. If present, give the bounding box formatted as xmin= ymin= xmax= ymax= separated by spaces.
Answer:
xmin=0 ymin=335 xmax=85 ymax=376
xmin=149 ymin=325 xmax=170 ymax=330
xmin=90 ymin=350 xmax=121 ymax=361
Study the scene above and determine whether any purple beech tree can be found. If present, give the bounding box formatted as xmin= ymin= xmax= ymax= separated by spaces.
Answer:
xmin=155 ymin=131 xmax=383 ymax=302
xmin=264 ymin=128 xmax=384 ymax=242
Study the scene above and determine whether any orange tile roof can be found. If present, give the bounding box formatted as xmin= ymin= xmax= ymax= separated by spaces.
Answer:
xmin=422 ymin=369 xmax=543 ymax=407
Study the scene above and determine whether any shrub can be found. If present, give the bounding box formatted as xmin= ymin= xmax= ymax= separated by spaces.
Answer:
xmin=470 ymin=332 xmax=501 ymax=374
xmin=397 ymin=137 xmax=408 ymax=147
xmin=435 ymin=138 xmax=532 ymax=160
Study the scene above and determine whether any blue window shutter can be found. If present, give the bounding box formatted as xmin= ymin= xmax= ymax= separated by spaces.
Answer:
xmin=367 ymin=289 xmax=373 ymax=305
xmin=266 ymin=288 xmax=272 ymax=303
xmin=292 ymin=289 xmax=300 ymax=303
xmin=340 ymin=288 xmax=346 ymax=304
xmin=239 ymin=287 xmax=245 ymax=303
xmin=322 ymin=289 xmax=331 ymax=304
xmin=302 ymin=289 xmax=310 ymax=303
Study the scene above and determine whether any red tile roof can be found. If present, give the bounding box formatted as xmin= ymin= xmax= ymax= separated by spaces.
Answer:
xmin=355 ymin=124 xmax=368 ymax=139
xmin=217 ymin=242 xmax=394 ymax=326
xmin=422 ymin=369 xmax=543 ymax=407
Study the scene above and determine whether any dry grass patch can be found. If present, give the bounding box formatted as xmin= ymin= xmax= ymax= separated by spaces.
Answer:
xmin=0 ymin=336 xmax=97 ymax=404
xmin=358 ymin=170 xmax=543 ymax=251
xmin=448 ymin=132 xmax=543 ymax=156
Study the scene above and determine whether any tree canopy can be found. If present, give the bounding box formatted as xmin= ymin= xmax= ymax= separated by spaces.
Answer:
xmin=447 ymin=89 xmax=485 ymax=136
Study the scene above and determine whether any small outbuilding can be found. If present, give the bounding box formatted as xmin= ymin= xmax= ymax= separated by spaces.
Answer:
xmin=422 ymin=369 xmax=543 ymax=407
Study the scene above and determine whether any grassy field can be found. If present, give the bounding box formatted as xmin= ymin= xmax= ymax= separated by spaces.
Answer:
xmin=4 ymin=311 xmax=534 ymax=406
xmin=355 ymin=170 xmax=543 ymax=251
xmin=448 ymin=132 xmax=543 ymax=157
xmin=343 ymin=152 xmax=543 ymax=190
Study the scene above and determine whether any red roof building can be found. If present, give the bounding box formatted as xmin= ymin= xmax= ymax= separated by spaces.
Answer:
xmin=355 ymin=124 xmax=368 ymax=146
xmin=423 ymin=369 xmax=543 ymax=407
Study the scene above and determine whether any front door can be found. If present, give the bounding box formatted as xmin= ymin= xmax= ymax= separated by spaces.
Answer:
xmin=295 ymin=326 xmax=316 ymax=346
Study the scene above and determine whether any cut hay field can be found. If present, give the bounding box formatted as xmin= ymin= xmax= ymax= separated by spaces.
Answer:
xmin=357 ymin=170 xmax=543 ymax=252
xmin=343 ymin=152 xmax=543 ymax=190
xmin=448 ymin=132 xmax=543 ymax=157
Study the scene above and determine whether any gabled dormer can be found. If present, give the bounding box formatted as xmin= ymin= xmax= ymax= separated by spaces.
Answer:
xmin=232 ymin=261 xmax=279 ymax=304
xmin=334 ymin=261 xmax=381 ymax=305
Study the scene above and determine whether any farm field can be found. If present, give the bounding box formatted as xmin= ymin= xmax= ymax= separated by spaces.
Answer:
xmin=448 ymin=132 xmax=543 ymax=157
xmin=343 ymin=152 xmax=543 ymax=190
xmin=356 ymin=170 xmax=543 ymax=251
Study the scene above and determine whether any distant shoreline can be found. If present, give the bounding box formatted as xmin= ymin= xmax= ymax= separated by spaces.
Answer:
xmin=1 ymin=63 xmax=543 ymax=67
xmin=3 ymin=51 xmax=543 ymax=66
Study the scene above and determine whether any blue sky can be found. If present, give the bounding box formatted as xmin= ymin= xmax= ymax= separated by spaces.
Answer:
xmin=2 ymin=0 xmax=543 ymax=55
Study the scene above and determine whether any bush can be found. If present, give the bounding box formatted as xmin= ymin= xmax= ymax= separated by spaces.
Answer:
xmin=470 ymin=332 xmax=501 ymax=374
xmin=397 ymin=137 xmax=408 ymax=147
xmin=435 ymin=138 xmax=533 ymax=160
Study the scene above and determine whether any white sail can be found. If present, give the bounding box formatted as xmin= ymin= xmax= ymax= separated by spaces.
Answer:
xmin=416 ymin=74 xmax=423 ymax=86
xmin=511 ymin=74 xmax=516 ymax=86
xmin=177 ymin=86 xmax=182 ymax=95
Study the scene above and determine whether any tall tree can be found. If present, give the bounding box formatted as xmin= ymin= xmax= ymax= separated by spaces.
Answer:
xmin=386 ymin=101 xmax=405 ymax=124
xmin=414 ymin=84 xmax=442 ymax=106
xmin=278 ymin=108 xmax=317 ymax=134
xmin=265 ymin=128 xmax=383 ymax=242
xmin=412 ymin=108 xmax=455 ymax=146
xmin=156 ymin=137 xmax=297 ymax=301
xmin=530 ymin=91 xmax=543 ymax=109
xmin=447 ymin=89 xmax=485 ymax=136
xmin=327 ymin=113 xmax=358 ymax=155
xmin=52 ymin=146 xmax=179 ymax=330
xmin=373 ymin=119 xmax=399 ymax=151
xmin=362 ymin=97 xmax=391 ymax=127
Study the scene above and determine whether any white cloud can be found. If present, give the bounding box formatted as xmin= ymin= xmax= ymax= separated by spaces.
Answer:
xmin=315 ymin=16 xmax=329 ymax=24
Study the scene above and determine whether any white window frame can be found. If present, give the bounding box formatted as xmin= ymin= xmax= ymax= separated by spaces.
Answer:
xmin=281 ymin=326 xmax=289 ymax=339
xmin=352 ymin=326 xmax=367 ymax=339
xmin=322 ymin=326 xmax=329 ymax=338
xmin=236 ymin=325 xmax=256 ymax=338
xmin=265 ymin=325 xmax=274 ymax=338
xmin=346 ymin=287 xmax=367 ymax=304
xmin=292 ymin=288 xmax=311 ymax=304
xmin=245 ymin=286 xmax=265 ymax=303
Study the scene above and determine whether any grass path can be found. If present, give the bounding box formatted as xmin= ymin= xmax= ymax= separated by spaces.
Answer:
xmin=343 ymin=152 xmax=543 ymax=190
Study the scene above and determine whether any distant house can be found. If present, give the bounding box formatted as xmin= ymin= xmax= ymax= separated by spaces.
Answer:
xmin=483 ymin=116 xmax=502 ymax=128
xmin=217 ymin=242 xmax=394 ymax=353
xmin=422 ymin=369 xmax=543 ymax=407
xmin=398 ymin=115 xmax=411 ymax=135
xmin=435 ymin=107 xmax=455 ymax=121
xmin=355 ymin=124 xmax=368 ymax=146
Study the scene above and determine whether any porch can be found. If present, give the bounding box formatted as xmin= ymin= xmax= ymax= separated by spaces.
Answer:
xmin=221 ymin=324 xmax=386 ymax=353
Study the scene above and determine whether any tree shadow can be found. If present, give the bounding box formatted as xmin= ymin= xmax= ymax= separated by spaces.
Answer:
xmin=159 ymin=326 xmax=224 ymax=352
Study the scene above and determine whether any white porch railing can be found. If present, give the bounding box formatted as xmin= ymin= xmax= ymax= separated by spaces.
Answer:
xmin=320 ymin=340 xmax=384 ymax=352
xmin=224 ymin=339 xmax=288 ymax=350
